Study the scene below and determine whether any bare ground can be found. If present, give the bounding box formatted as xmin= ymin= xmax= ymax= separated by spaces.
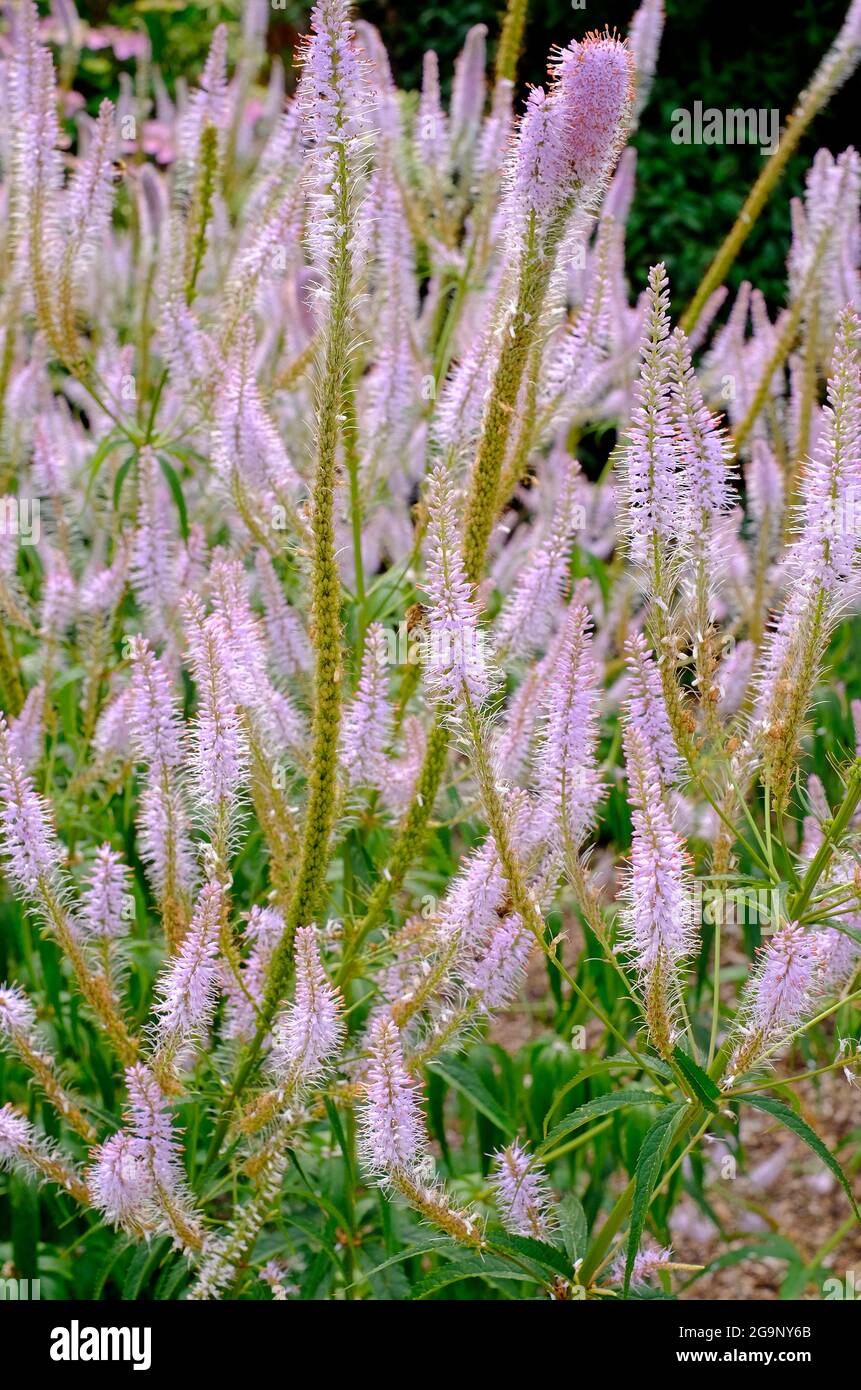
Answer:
xmin=491 ymin=926 xmax=861 ymax=1301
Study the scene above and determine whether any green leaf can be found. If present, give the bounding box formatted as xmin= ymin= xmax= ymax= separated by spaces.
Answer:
xmin=300 ymin=1247 xmax=332 ymax=1301
xmin=155 ymin=1257 xmax=191 ymax=1300
xmin=323 ymin=1096 xmax=357 ymax=1187
xmin=555 ymin=1193 xmax=588 ymax=1264
xmin=779 ymin=1262 xmax=810 ymax=1300
xmin=122 ymin=1236 xmax=170 ymax=1300
xmin=352 ymin=1238 xmax=451 ymax=1286
xmin=489 ymin=1232 xmax=570 ymax=1277
xmin=408 ymin=1255 xmax=534 ymax=1299
xmin=83 ymin=431 xmax=122 ymax=503
xmin=539 ymin=1088 xmax=663 ymax=1154
xmin=158 ymin=455 xmax=189 ymax=540
xmin=743 ymin=1094 xmax=860 ymax=1222
xmin=425 ymin=1067 xmax=452 ymax=1170
xmin=429 ymin=1056 xmax=514 ymax=1137
xmin=624 ymin=1103 xmax=686 ymax=1297
xmin=112 ymin=453 xmax=135 ymax=509
xmin=672 ymin=1047 xmax=721 ymax=1112
xmin=91 ymin=1233 xmax=131 ymax=1299
xmin=10 ymin=1175 xmax=39 ymax=1280
xmin=542 ymin=1054 xmax=671 ymax=1135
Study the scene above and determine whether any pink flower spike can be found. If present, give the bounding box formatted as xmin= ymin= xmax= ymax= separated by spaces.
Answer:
xmin=508 ymin=30 xmax=633 ymax=238
xmin=622 ymin=722 xmax=693 ymax=974
xmin=422 ymin=464 xmax=494 ymax=709
xmin=623 ymin=631 xmax=683 ymax=790
xmin=670 ymin=327 xmax=732 ymax=533
xmin=491 ymin=1141 xmax=555 ymax=1240
xmin=0 ymin=714 xmax=63 ymax=898
xmin=87 ymin=1131 xmax=153 ymax=1235
xmin=130 ymin=448 xmax=178 ymax=642
xmin=340 ymin=623 xmax=393 ymax=791
xmin=128 ymin=637 xmax=185 ymax=775
xmin=495 ymin=462 xmax=584 ymax=660
xmin=182 ymin=593 xmax=250 ymax=852
xmin=153 ymin=880 xmax=224 ymax=1052
xmin=270 ymin=925 xmax=343 ymax=1088
xmin=415 ymin=49 xmax=448 ymax=175
xmin=7 ymin=682 xmax=45 ymax=772
xmin=122 ymin=1063 xmax=203 ymax=1251
xmin=536 ymin=602 xmax=604 ymax=849
xmin=297 ymin=0 xmax=371 ymax=283
xmin=552 ymin=30 xmax=635 ymax=191
xmin=223 ymin=905 xmax=285 ymax=1043
xmin=465 ymin=911 xmax=533 ymax=1014
xmin=612 ymin=1240 xmax=673 ymax=1287
xmin=81 ymin=844 xmax=131 ymax=940
xmin=623 ymin=264 xmax=678 ymax=572
xmin=749 ymin=923 xmax=823 ymax=1039
xmin=449 ymin=24 xmax=487 ymax=164
xmin=360 ymin=1017 xmax=426 ymax=1178
xmin=628 ymin=0 xmax=665 ymax=119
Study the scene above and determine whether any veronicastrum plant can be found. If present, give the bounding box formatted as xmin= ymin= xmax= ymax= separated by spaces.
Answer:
xmin=0 ymin=0 xmax=861 ymax=1301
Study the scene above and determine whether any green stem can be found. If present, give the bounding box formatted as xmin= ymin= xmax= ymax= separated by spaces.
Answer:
xmin=727 ymin=1054 xmax=858 ymax=1097
xmin=494 ymin=0 xmax=529 ymax=85
xmin=679 ymin=9 xmax=860 ymax=335
xmin=262 ymin=94 xmax=356 ymax=1023
xmin=185 ymin=124 xmax=218 ymax=307
xmin=731 ymin=223 xmax=832 ymax=453
xmin=789 ymin=760 xmax=861 ymax=920
xmin=344 ymin=385 xmax=366 ymax=650
xmin=810 ymin=1212 xmax=857 ymax=1269
xmin=462 ymin=215 xmax=548 ymax=585
xmin=579 ymin=1107 xmax=703 ymax=1290
xmin=342 ymin=218 xmax=559 ymax=963
xmin=542 ymin=1116 xmax=615 ymax=1165
xmin=708 ymin=908 xmax=722 ymax=1071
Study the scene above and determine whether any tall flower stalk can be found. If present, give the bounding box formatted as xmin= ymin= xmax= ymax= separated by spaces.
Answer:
xmin=264 ymin=0 xmax=369 ymax=1017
